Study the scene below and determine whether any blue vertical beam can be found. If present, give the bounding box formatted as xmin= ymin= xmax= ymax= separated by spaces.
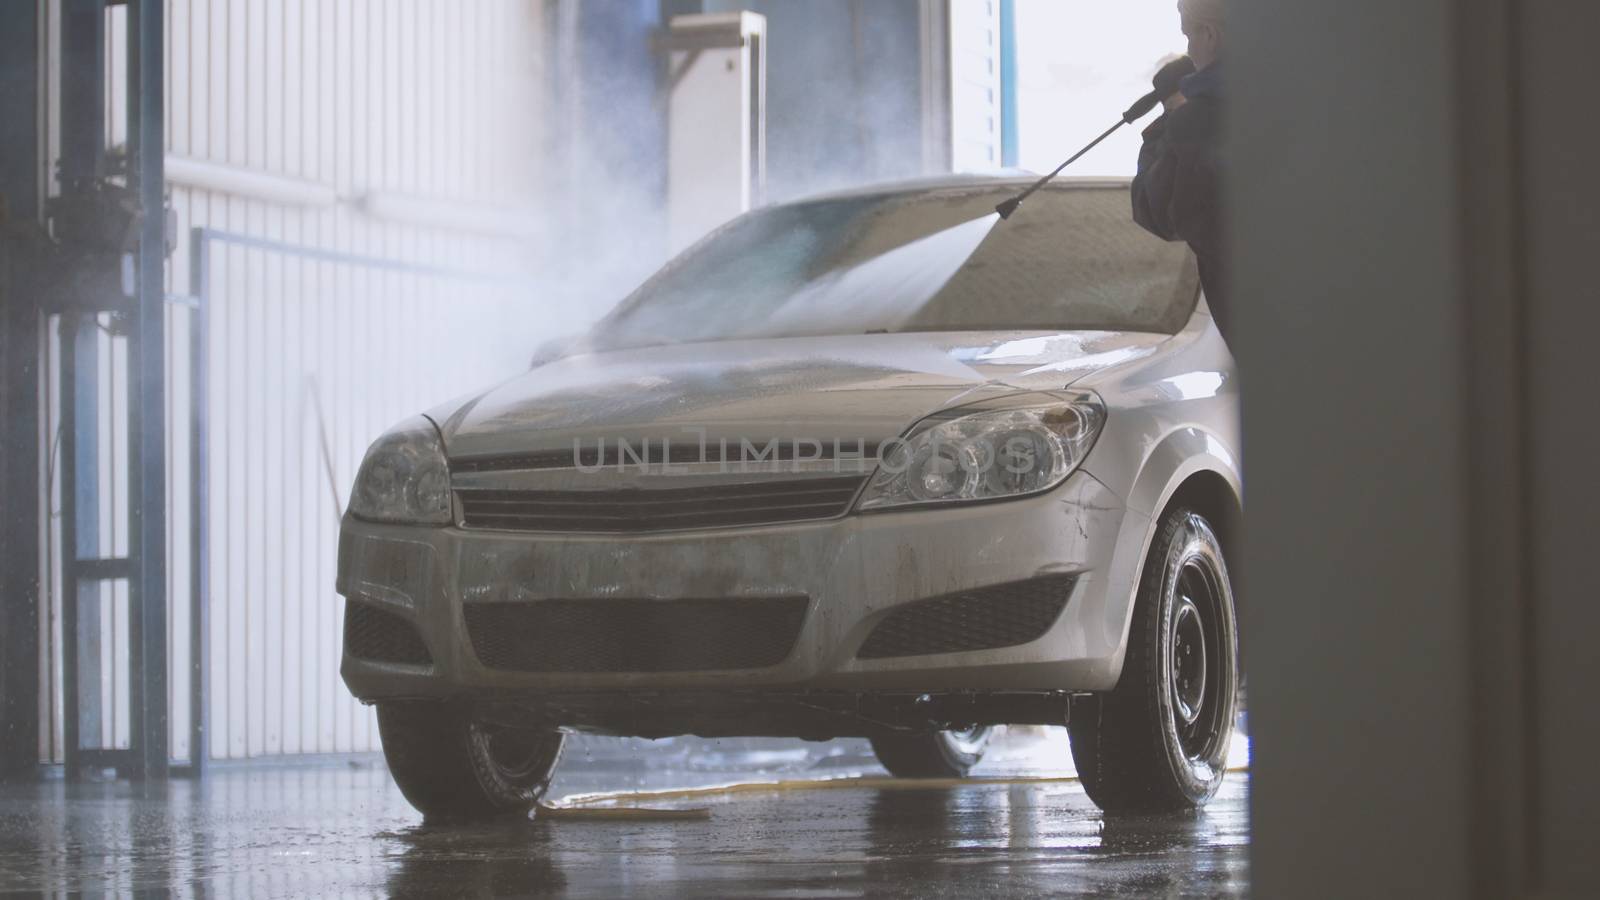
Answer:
xmin=127 ymin=0 xmax=168 ymax=780
xmin=67 ymin=321 xmax=103 ymax=753
xmin=999 ymin=0 xmax=1020 ymax=168
xmin=0 ymin=0 xmax=42 ymax=781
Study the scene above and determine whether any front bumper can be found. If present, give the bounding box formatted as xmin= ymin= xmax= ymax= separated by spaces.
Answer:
xmin=338 ymin=471 xmax=1143 ymax=711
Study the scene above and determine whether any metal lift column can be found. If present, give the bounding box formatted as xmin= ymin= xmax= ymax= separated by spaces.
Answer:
xmin=48 ymin=0 xmax=168 ymax=781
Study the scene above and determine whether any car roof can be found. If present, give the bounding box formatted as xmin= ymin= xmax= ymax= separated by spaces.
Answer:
xmin=795 ymin=174 xmax=1132 ymax=205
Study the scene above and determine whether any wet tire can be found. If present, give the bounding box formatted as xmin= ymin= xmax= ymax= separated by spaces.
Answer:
xmin=870 ymin=726 xmax=993 ymax=778
xmin=377 ymin=702 xmax=565 ymax=822
xmin=1068 ymin=508 xmax=1238 ymax=813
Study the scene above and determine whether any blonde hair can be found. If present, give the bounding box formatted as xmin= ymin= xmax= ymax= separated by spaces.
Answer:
xmin=1178 ymin=0 xmax=1224 ymax=26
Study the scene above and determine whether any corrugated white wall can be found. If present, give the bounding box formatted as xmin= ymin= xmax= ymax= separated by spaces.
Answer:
xmin=42 ymin=0 xmax=548 ymax=763
xmin=948 ymin=0 xmax=1004 ymax=172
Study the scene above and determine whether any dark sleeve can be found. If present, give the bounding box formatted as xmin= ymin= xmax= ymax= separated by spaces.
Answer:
xmin=1131 ymin=115 xmax=1180 ymax=239
xmin=1130 ymin=102 xmax=1221 ymax=249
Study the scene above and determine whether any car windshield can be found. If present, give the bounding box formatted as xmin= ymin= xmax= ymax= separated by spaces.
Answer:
xmin=592 ymin=184 xmax=1200 ymax=350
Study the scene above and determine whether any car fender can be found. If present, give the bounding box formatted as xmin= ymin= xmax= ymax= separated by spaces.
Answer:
xmin=1091 ymin=426 xmax=1242 ymax=687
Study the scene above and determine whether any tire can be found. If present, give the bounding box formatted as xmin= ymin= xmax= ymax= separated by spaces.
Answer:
xmin=870 ymin=726 xmax=993 ymax=778
xmin=1068 ymin=507 xmax=1239 ymax=813
xmin=377 ymin=702 xmax=565 ymax=822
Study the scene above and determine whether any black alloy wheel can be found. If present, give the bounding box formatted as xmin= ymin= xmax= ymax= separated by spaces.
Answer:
xmin=1068 ymin=507 xmax=1239 ymax=813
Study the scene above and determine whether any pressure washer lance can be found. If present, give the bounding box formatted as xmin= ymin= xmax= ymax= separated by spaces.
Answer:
xmin=995 ymin=56 xmax=1196 ymax=220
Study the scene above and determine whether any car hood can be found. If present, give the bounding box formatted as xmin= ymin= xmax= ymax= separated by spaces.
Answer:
xmin=431 ymin=330 xmax=1168 ymax=460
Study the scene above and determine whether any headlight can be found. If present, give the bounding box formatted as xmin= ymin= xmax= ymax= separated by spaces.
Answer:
xmin=349 ymin=417 xmax=452 ymax=524
xmin=856 ymin=392 xmax=1105 ymax=511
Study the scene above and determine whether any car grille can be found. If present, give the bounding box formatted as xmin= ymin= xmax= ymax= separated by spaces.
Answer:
xmin=463 ymin=596 xmax=810 ymax=673
xmin=456 ymin=476 xmax=866 ymax=533
xmin=856 ymin=575 xmax=1077 ymax=660
xmin=344 ymin=601 xmax=432 ymax=666
xmin=454 ymin=440 xmax=882 ymax=473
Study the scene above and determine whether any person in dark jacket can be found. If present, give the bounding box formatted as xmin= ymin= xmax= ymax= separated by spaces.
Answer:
xmin=1132 ymin=0 xmax=1228 ymax=340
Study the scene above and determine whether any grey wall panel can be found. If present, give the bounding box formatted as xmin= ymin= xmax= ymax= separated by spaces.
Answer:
xmin=1519 ymin=1 xmax=1600 ymax=889
xmin=1237 ymin=0 xmax=1600 ymax=894
xmin=1232 ymin=0 xmax=1474 ymax=895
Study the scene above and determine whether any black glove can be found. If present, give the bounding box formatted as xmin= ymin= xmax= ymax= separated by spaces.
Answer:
xmin=1123 ymin=56 xmax=1199 ymax=123
xmin=1152 ymin=56 xmax=1196 ymax=101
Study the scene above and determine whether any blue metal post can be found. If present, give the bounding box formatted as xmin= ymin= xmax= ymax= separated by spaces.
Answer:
xmin=999 ymin=0 xmax=1020 ymax=168
xmin=60 ymin=319 xmax=103 ymax=757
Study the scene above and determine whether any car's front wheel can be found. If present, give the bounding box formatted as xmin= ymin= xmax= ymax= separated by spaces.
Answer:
xmin=1068 ymin=507 xmax=1238 ymax=813
xmin=377 ymin=702 xmax=565 ymax=822
xmin=870 ymin=726 xmax=993 ymax=778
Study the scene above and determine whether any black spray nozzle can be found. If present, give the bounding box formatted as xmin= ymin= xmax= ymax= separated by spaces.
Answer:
xmin=993 ymin=117 xmax=1125 ymax=220
xmin=1121 ymin=91 xmax=1163 ymax=124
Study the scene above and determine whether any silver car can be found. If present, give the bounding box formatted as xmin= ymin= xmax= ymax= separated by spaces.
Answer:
xmin=338 ymin=176 xmax=1242 ymax=820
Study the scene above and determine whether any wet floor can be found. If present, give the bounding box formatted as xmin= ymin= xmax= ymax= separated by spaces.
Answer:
xmin=0 ymin=731 xmax=1249 ymax=897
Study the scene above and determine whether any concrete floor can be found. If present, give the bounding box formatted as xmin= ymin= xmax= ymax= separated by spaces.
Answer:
xmin=0 ymin=732 xmax=1249 ymax=897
